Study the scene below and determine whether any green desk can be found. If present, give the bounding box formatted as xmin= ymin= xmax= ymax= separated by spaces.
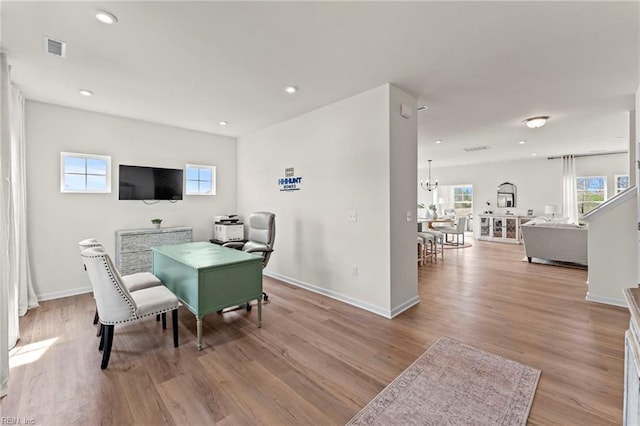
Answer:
xmin=152 ymin=241 xmax=263 ymax=350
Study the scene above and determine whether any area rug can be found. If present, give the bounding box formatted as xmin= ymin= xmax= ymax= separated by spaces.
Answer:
xmin=347 ymin=337 xmax=541 ymax=426
xmin=443 ymin=242 xmax=472 ymax=249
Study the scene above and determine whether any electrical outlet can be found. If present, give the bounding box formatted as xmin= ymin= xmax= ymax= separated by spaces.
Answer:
xmin=351 ymin=264 xmax=358 ymax=277
xmin=347 ymin=210 xmax=357 ymax=222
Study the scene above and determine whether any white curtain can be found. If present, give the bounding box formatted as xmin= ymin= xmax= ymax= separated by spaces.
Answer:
xmin=1 ymin=52 xmax=12 ymax=399
xmin=561 ymin=155 xmax=579 ymax=224
xmin=0 ymin=52 xmax=38 ymax=399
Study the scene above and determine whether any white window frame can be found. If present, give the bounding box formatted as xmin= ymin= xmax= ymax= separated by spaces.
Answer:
xmin=452 ymin=184 xmax=473 ymax=215
xmin=185 ymin=164 xmax=216 ymax=195
xmin=615 ymin=174 xmax=630 ymax=194
xmin=60 ymin=152 xmax=111 ymax=193
xmin=576 ymin=175 xmax=607 ymax=215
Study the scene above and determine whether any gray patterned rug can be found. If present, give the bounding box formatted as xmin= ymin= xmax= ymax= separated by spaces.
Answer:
xmin=347 ymin=337 xmax=540 ymax=426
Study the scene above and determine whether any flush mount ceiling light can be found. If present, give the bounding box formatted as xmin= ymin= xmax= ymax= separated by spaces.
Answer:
xmin=284 ymin=86 xmax=298 ymax=94
xmin=219 ymin=121 xmax=228 ymax=126
xmin=523 ymin=116 xmax=549 ymax=129
xmin=95 ymin=10 xmax=118 ymax=24
xmin=79 ymin=89 xmax=93 ymax=96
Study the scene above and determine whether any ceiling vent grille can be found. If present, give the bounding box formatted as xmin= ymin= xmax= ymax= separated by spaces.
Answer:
xmin=462 ymin=145 xmax=491 ymax=152
xmin=44 ymin=37 xmax=66 ymax=58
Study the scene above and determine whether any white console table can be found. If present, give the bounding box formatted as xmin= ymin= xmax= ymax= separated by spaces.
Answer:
xmin=477 ymin=215 xmax=532 ymax=244
xmin=115 ymin=226 xmax=192 ymax=275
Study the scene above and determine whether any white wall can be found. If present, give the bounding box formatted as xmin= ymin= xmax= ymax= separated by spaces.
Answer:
xmin=419 ymin=153 xmax=629 ymax=235
xmin=586 ymin=191 xmax=638 ymax=306
xmin=26 ymin=101 xmax=237 ymax=299
xmin=237 ymin=84 xmax=419 ymax=318
xmin=389 ymin=86 xmax=419 ymax=314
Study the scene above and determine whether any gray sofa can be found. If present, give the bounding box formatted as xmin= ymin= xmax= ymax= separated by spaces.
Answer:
xmin=520 ymin=221 xmax=588 ymax=265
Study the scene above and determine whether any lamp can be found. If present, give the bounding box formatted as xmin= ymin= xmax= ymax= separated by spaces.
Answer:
xmin=420 ymin=160 xmax=438 ymax=191
xmin=524 ymin=116 xmax=549 ymax=129
xmin=544 ymin=204 xmax=558 ymax=218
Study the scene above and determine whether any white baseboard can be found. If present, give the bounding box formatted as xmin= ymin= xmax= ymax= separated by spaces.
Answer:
xmin=390 ymin=296 xmax=421 ymax=318
xmin=37 ymin=286 xmax=92 ymax=302
xmin=585 ymin=293 xmax=627 ymax=308
xmin=265 ymin=271 xmax=419 ymax=319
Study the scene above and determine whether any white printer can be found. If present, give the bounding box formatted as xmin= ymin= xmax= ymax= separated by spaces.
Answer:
xmin=213 ymin=215 xmax=244 ymax=242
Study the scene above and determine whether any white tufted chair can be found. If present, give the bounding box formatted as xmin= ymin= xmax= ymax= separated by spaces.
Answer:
xmin=79 ymin=238 xmax=164 ymax=329
xmin=81 ymin=246 xmax=180 ymax=369
xmin=222 ymin=212 xmax=275 ymax=303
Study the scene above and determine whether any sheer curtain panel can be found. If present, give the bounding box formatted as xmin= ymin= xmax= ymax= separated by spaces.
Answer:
xmin=561 ymin=155 xmax=579 ymax=224
xmin=1 ymin=52 xmax=12 ymax=399
xmin=0 ymin=52 xmax=38 ymax=399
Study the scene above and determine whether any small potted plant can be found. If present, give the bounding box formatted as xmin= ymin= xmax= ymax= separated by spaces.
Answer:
xmin=429 ymin=204 xmax=438 ymax=219
xmin=151 ymin=218 xmax=162 ymax=229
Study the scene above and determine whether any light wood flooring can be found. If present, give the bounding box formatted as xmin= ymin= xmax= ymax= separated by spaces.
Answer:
xmin=1 ymin=240 xmax=630 ymax=425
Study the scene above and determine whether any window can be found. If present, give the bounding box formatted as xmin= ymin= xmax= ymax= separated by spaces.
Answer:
xmin=452 ymin=185 xmax=473 ymax=216
xmin=185 ymin=164 xmax=216 ymax=195
xmin=576 ymin=176 xmax=606 ymax=215
xmin=615 ymin=174 xmax=630 ymax=194
xmin=60 ymin=152 xmax=111 ymax=193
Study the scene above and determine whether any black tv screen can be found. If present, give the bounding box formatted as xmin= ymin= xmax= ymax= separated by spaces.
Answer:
xmin=119 ymin=165 xmax=183 ymax=200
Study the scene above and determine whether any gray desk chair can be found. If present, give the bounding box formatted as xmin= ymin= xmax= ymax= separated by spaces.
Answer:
xmin=81 ymin=246 xmax=179 ymax=369
xmin=223 ymin=212 xmax=275 ymax=303
xmin=439 ymin=216 xmax=467 ymax=246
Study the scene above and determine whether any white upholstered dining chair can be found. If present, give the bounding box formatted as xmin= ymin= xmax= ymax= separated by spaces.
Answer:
xmin=79 ymin=238 xmax=164 ymax=330
xmin=439 ymin=216 xmax=467 ymax=246
xmin=81 ymin=246 xmax=180 ymax=369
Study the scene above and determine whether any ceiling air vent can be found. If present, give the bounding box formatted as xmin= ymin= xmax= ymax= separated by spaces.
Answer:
xmin=44 ymin=37 xmax=66 ymax=58
xmin=462 ymin=145 xmax=491 ymax=152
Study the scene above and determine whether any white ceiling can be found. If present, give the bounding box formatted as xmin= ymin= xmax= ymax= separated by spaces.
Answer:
xmin=2 ymin=1 xmax=638 ymax=168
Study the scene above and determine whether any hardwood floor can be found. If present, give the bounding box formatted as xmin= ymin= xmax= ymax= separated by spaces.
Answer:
xmin=1 ymin=240 xmax=630 ymax=425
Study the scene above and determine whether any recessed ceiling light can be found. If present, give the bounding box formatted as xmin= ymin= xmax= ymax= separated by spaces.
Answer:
xmin=79 ymin=89 xmax=93 ymax=96
xmin=284 ymin=86 xmax=298 ymax=94
xmin=523 ymin=116 xmax=549 ymax=129
xmin=531 ymin=153 xmax=537 ymax=156
xmin=219 ymin=121 xmax=228 ymax=126
xmin=518 ymin=140 xmax=526 ymax=145
xmin=95 ymin=10 xmax=118 ymax=25
xmin=435 ymin=140 xmax=442 ymax=144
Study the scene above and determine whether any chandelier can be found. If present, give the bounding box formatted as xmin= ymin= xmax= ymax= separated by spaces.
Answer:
xmin=420 ymin=160 xmax=438 ymax=191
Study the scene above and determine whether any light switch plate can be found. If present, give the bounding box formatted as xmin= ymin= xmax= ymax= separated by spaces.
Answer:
xmin=406 ymin=211 xmax=412 ymax=222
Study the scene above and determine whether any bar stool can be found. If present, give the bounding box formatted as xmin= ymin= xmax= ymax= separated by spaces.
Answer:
xmin=418 ymin=233 xmax=436 ymax=263
xmin=419 ymin=230 xmax=444 ymax=261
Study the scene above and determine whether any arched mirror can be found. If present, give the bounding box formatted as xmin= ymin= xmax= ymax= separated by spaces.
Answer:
xmin=497 ymin=182 xmax=516 ymax=208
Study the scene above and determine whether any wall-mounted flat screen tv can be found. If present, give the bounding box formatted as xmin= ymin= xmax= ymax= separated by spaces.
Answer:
xmin=119 ymin=165 xmax=183 ymax=200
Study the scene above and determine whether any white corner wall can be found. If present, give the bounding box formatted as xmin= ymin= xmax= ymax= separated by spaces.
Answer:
xmin=586 ymin=191 xmax=638 ymax=306
xmin=26 ymin=101 xmax=237 ymax=300
xmin=237 ymin=84 xmax=419 ymax=318
xmin=389 ymin=85 xmax=419 ymax=315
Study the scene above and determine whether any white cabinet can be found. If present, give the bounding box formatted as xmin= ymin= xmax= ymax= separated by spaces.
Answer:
xmin=478 ymin=215 xmax=530 ymax=244
xmin=624 ymin=288 xmax=640 ymax=425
